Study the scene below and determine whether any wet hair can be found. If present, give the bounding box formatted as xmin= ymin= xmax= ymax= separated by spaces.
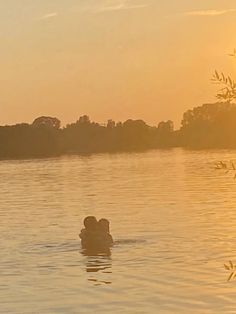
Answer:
xmin=98 ymin=218 xmax=110 ymax=233
xmin=83 ymin=216 xmax=97 ymax=230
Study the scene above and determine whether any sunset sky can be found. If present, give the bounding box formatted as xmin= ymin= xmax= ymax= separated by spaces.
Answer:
xmin=1 ymin=0 xmax=236 ymax=127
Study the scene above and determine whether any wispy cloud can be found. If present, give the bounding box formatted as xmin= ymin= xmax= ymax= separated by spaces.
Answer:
xmin=97 ymin=2 xmax=148 ymax=12
xmin=66 ymin=1 xmax=149 ymax=15
xmin=184 ymin=9 xmax=236 ymax=17
xmin=38 ymin=12 xmax=58 ymax=20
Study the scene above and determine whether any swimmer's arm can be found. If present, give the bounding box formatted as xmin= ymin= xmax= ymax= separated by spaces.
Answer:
xmin=108 ymin=234 xmax=114 ymax=245
xmin=104 ymin=234 xmax=113 ymax=246
xmin=79 ymin=228 xmax=86 ymax=239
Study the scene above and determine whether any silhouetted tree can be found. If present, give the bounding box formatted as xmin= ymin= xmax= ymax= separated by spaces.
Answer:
xmin=158 ymin=120 xmax=174 ymax=133
xmin=4 ymin=101 xmax=236 ymax=159
xmin=180 ymin=102 xmax=236 ymax=148
xmin=32 ymin=116 xmax=61 ymax=129
xmin=107 ymin=119 xmax=115 ymax=129
xmin=77 ymin=115 xmax=90 ymax=125
xmin=155 ymin=120 xmax=174 ymax=147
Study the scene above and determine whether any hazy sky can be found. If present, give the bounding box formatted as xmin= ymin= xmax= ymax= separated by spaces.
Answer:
xmin=1 ymin=0 xmax=236 ymax=127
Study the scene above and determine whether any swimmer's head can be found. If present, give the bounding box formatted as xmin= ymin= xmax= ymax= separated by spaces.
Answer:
xmin=98 ymin=218 xmax=110 ymax=233
xmin=83 ymin=216 xmax=97 ymax=230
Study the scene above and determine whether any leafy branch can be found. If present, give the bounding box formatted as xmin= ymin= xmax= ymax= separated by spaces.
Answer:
xmin=228 ymin=48 xmax=236 ymax=58
xmin=224 ymin=261 xmax=236 ymax=281
xmin=212 ymin=50 xmax=236 ymax=103
xmin=215 ymin=161 xmax=236 ymax=179
xmin=212 ymin=71 xmax=236 ymax=103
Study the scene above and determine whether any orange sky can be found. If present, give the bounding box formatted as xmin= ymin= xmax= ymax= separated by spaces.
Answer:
xmin=1 ymin=0 xmax=236 ymax=127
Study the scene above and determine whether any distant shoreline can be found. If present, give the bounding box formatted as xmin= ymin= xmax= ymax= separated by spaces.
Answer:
xmin=1 ymin=146 xmax=236 ymax=162
xmin=1 ymin=102 xmax=236 ymax=159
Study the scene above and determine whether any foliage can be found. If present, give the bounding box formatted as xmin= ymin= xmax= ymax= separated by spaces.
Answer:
xmin=180 ymin=102 xmax=236 ymax=148
xmin=158 ymin=120 xmax=174 ymax=133
xmin=212 ymin=71 xmax=236 ymax=103
xmin=0 ymin=116 xmax=174 ymax=158
xmin=212 ymin=49 xmax=236 ymax=103
xmin=3 ymin=99 xmax=236 ymax=158
xmin=215 ymin=161 xmax=236 ymax=179
xmin=224 ymin=261 xmax=236 ymax=281
xmin=32 ymin=116 xmax=61 ymax=129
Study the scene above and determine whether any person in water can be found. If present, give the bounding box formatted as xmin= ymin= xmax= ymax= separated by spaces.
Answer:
xmin=79 ymin=216 xmax=113 ymax=249
xmin=98 ymin=218 xmax=113 ymax=247
xmin=79 ymin=216 xmax=98 ymax=248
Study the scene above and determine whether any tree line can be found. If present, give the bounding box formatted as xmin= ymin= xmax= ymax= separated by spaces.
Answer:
xmin=1 ymin=102 xmax=236 ymax=158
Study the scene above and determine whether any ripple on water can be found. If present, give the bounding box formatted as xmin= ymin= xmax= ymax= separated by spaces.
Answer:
xmin=1 ymin=149 xmax=236 ymax=313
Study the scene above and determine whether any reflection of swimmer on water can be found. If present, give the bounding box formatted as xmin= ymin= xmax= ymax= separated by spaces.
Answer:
xmin=79 ymin=216 xmax=113 ymax=250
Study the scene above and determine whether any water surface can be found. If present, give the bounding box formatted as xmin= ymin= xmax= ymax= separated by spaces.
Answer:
xmin=1 ymin=149 xmax=236 ymax=313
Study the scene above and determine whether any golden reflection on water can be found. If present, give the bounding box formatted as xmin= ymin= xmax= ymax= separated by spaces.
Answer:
xmin=1 ymin=149 xmax=236 ymax=313
xmin=81 ymin=249 xmax=112 ymax=285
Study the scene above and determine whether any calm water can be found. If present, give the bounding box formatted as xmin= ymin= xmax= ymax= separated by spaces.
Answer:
xmin=1 ymin=149 xmax=236 ymax=313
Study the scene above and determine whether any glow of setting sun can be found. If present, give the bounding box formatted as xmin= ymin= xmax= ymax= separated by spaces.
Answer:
xmin=0 ymin=0 xmax=235 ymax=126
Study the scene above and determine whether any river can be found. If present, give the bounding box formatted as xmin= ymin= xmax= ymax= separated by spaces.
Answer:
xmin=1 ymin=148 xmax=236 ymax=313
